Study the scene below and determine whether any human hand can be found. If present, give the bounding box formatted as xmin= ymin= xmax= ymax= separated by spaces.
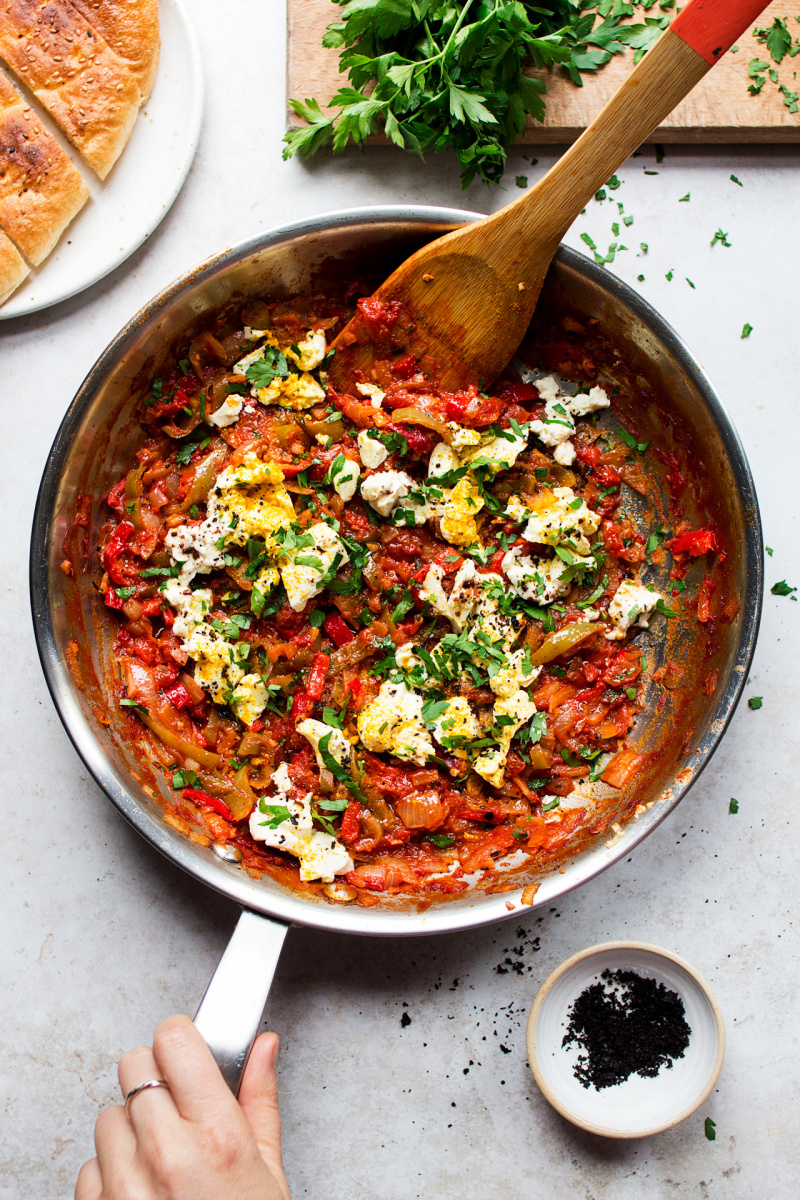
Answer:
xmin=76 ymin=1014 xmax=290 ymax=1200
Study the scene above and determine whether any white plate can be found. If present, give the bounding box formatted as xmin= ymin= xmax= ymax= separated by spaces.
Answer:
xmin=527 ymin=941 xmax=725 ymax=1138
xmin=0 ymin=0 xmax=203 ymax=319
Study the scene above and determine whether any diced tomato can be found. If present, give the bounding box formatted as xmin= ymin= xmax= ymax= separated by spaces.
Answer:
xmin=383 ymin=827 xmax=411 ymax=846
xmin=389 ymin=423 xmax=435 ymax=455
xmin=249 ymin=719 xmax=265 ymax=733
xmin=306 ymin=652 xmax=330 ymax=700
xmin=324 ymin=614 xmax=354 ymax=647
xmin=102 ymin=520 xmax=134 ymax=585
xmin=346 ymin=678 xmax=363 ymax=705
xmin=356 ymin=296 xmax=404 ymax=334
xmin=525 ymin=808 xmax=586 ymax=852
xmin=149 ymin=388 xmax=192 ymax=420
xmin=106 ymin=479 xmax=126 ymax=514
xmin=458 ymin=827 xmax=517 ymax=873
xmin=445 ymin=386 xmax=504 ymax=427
xmin=163 ymin=682 xmax=193 ymax=710
xmin=667 ymin=529 xmax=718 ymax=557
xmin=104 ymin=587 xmax=125 ymax=609
xmin=141 ymin=597 xmax=167 ymax=618
xmin=575 ymin=445 xmax=622 ymax=487
xmin=391 ymin=351 xmax=418 ymax=379
xmin=183 ymin=788 xmax=235 ymax=820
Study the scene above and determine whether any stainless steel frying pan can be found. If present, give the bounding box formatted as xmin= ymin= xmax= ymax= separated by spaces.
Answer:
xmin=30 ymin=207 xmax=762 ymax=1092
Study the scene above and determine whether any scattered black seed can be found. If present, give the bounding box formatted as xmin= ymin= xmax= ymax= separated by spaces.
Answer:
xmin=400 ymin=1012 xmax=411 ymax=1027
xmin=562 ymin=969 xmax=691 ymax=1090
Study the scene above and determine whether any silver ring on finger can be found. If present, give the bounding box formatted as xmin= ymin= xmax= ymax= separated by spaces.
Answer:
xmin=124 ymin=1078 xmax=171 ymax=1116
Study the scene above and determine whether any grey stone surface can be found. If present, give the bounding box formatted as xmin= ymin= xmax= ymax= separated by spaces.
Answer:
xmin=1 ymin=2 xmax=798 ymax=1196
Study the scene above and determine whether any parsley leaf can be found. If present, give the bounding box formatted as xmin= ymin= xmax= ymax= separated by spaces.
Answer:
xmin=771 ymin=580 xmax=796 ymax=597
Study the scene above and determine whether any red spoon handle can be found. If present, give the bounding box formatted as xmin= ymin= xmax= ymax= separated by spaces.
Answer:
xmin=672 ymin=0 xmax=774 ymax=65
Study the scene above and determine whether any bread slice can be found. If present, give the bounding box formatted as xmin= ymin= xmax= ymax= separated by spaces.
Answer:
xmin=0 ymin=224 xmax=29 ymax=302
xmin=68 ymin=0 xmax=160 ymax=102
xmin=0 ymin=69 xmax=89 ymax=265
xmin=0 ymin=0 xmax=142 ymax=180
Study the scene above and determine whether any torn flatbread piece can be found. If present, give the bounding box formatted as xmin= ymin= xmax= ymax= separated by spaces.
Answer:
xmin=0 ymin=68 xmax=89 ymax=264
xmin=68 ymin=0 xmax=160 ymax=102
xmin=0 ymin=0 xmax=142 ymax=180
xmin=0 ymin=224 xmax=29 ymax=302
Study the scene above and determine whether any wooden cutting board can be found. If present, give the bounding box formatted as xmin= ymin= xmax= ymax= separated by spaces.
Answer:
xmin=287 ymin=0 xmax=800 ymax=143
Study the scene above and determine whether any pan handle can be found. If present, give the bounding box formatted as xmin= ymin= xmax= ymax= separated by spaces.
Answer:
xmin=194 ymin=908 xmax=290 ymax=1095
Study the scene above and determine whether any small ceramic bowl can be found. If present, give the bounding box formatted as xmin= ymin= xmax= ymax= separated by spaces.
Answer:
xmin=526 ymin=941 xmax=725 ymax=1138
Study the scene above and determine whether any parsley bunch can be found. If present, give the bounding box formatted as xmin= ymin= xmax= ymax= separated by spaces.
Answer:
xmin=284 ymin=0 xmax=667 ymax=187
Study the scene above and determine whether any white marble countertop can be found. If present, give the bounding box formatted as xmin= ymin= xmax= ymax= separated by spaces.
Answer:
xmin=2 ymin=3 xmax=799 ymax=1197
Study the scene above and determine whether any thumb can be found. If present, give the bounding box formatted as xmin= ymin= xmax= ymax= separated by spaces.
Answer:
xmin=239 ymin=1032 xmax=289 ymax=1196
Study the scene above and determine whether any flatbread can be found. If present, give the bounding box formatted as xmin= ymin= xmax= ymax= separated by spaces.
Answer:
xmin=0 ymin=0 xmax=143 ymax=179
xmin=68 ymin=0 xmax=160 ymax=102
xmin=0 ymin=68 xmax=89 ymax=265
xmin=0 ymin=224 xmax=29 ymax=302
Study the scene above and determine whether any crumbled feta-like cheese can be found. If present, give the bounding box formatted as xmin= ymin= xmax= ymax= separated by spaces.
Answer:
xmin=605 ymin=579 xmax=663 ymax=640
xmin=360 ymin=469 xmax=415 ymax=517
xmin=286 ymin=329 xmax=327 ymax=372
xmin=518 ymin=486 xmax=600 ymax=555
xmin=356 ymin=681 xmax=434 ymax=765
xmin=356 ymin=382 xmax=386 ymax=408
xmin=207 ymin=395 xmax=243 ymax=428
xmin=506 ymin=495 xmax=531 ymax=525
xmin=446 ymin=422 xmax=482 ymax=450
xmin=161 ymin=581 xmax=213 ymax=640
xmin=357 ymin=431 xmax=388 ymax=469
xmin=528 ymin=377 xmax=610 ymax=467
xmin=248 ymin=764 xmax=353 ymax=882
xmin=280 ymin=522 xmax=349 ymax=612
xmin=462 ymin=426 xmax=529 ymax=476
xmin=473 ymin=688 xmax=536 ymax=788
xmin=185 ymin=624 xmax=245 ymax=705
xmin=431 ymin=696 xmax=479 ymax=759
xmin=331 ymin=457 xmax=360 ymax=502
xmin=230 ymin=674 xmax=269 ymax=726
xmin=501 ymin=546 xmax=595 ymax=604
xmin=278 ymin=372 xmax=326 ymax=410
xmin=568 ymin=385 xmax=610 ymax=417
xmin=395 ymin=641 xmax=421 ymax=671
xmin=315 ymin=433 xmax=333 ymax=448
xmin=428 ymin=442 xmax=461 ymax=477
xmin=296 ymin=718 xmax=351 ymax=771
xmin=489 ymin=647 xmax=542 ymax=698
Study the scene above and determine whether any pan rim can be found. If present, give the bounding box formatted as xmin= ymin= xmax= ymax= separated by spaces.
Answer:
xmin=29 ymin=205 xmax=763 ymax=936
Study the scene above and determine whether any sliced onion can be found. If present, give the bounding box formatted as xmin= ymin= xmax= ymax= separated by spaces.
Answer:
xmin=395 ymin=790 xmax=446 ymax=830
xmin=179 ymin=446 xmax=228 ymax=510
xmin=179 ymin=672 xmax=205 ymax=705
xmin=391 ymin=407 xmax=451 ymax=443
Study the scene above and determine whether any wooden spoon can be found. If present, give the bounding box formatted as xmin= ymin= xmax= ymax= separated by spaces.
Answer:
xmin=329 ymin=0 xmax=771 ymax=395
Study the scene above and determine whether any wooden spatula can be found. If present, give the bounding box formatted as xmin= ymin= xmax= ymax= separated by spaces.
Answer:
xmin=329 ymin=0 xmax=771 ymax=395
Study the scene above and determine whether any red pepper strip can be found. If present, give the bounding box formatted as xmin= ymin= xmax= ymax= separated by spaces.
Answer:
xmin=324 ymin=613 xmax=354 ymax=647
xmin=290 ymin=690 xmax=313 ymax=724
xmin=106 ymin=479 xmax=126 ymax=514
xmin=667 ymin=529 xmax=718 ymax=557
xmin=163 ymin=682 xmax=194 ymax=710
xmin=279 ymin=458 xmax=315 ymax=479
xmin=102 ymin=520 xmax=135 ymax=585
xmin=339 ymin=800 xmax=361 ymax=844
xmin=346 ymin=678 xmax=363 ymax=704
xmin=183 ymin=788 xmax=235 ymax=821
xmin=249 ymin=719 xmax=265 ymax=733
xmin=104 ymin=587 xmax=125 ymax=609
xmin=306 ymin=652 xmax=330 ymax=701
